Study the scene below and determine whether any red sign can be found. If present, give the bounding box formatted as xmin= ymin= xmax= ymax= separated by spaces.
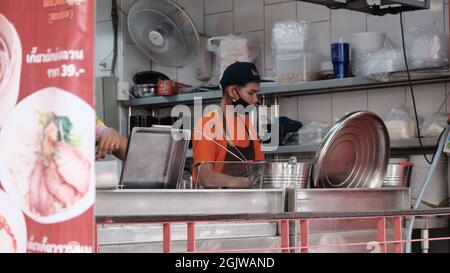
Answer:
xmin=0 ymin=0 xmax=95 ymax=253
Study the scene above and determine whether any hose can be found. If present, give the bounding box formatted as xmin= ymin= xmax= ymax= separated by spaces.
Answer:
xmin=404 ymin=125 xmax=450 ymax=253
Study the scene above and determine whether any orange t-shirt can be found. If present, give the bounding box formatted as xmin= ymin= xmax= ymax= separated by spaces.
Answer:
xmin=192 ymin=111 xmax=265 ymax=182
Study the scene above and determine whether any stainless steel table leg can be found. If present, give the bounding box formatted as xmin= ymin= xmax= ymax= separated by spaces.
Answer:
xmin=421 ymin=228 xmax=429 ymax=253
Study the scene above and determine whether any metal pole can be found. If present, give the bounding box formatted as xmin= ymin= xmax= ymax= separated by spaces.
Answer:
xmin=163 ymin=223 xmax=172 ymax=253
xmin=421 ymin=229 xmax=429 ymax=253
xmin=187 ymin=222 xmax=196 ymax=252
xmin=377 ymin=217 xmax=387 ymax=253
xmin=280 ymin=220 xmax=290 ymax=253
xmin=300 ymin=219 xmax=309 ymax=253
xmin=393 ymin=216 xmax=403 ymax=253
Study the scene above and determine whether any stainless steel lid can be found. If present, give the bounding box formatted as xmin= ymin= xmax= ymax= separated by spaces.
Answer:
xmin=120 ymin=127 xmax=190 ymax=189
xmin=313 ymin=111 xmax=390 ymax=188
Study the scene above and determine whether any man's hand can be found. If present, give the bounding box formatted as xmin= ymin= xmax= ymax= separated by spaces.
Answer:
xmin=96 ymin=127 xmax=122 ymax=160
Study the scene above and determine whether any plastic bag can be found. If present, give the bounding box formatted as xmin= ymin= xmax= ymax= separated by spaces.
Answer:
xmin=383 ymin=105 xmax=418 ymax=139
xmin=272 ymin=20 xmax=316 ymax=54
xmin=420 ymin=113 xmax=447 ymax=137
xmin=296 ymin=121 xmax=330 ymax=145
xmin=405 ymin=21 xmax=448 ymax=70
xmin=351 ymin=37 xmax=406 ymax=78
xmin=207 ymin=33 xmax=261 ymax=85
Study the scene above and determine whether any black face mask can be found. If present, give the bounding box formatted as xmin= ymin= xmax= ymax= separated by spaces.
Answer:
xmin=232 ymin=89 xmax=258 ymax=115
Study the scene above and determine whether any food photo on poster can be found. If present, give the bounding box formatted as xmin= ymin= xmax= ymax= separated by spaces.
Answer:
xmin=0 ymin=87 xmax=95 ymax=224
xmin=0 ymin=190 xmax=26 ymax=253
xmin=0 ymin=12 xmax=22 ymax=129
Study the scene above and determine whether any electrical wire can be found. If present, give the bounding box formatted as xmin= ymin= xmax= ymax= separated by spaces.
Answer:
xmin=399 ymin=11 xmax=433 ymax=164
xmin=111 ymin=0 xmax=119 ymax=77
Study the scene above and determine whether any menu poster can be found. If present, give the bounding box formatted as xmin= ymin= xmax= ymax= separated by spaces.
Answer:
xmin=0 ymin=0 xmax=95 ymax=253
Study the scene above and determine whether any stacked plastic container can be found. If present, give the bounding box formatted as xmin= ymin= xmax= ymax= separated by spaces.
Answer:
xmin=272 ymin=20 xmax=325 ymax=84
xmin=409 ymin=154 xmax=448 ymax=209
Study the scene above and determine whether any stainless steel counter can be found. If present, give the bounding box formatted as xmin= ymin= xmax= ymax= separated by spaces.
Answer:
xmin=96 ymin=189 xmax=284 ymax=253
xmin=287 ymin=188 xmax=410 ymax=253
xmin=96 ymin=189 xmax=284 ymax=217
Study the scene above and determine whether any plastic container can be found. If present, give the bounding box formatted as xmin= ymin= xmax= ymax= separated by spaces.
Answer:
xmin=297 ymin=122 xmax=329 ymax=145
xmin=275 ymin=52 xmax=325 ymax=84
xmin=382 ymin=162 xmax=414 ymax=187
xmin=320 ymin=61 xmax=334 ymax=80
xmin=95 ymin=160 xmax=120 ymax=189
xmin=272 ymin=20 xmax=315 ymax=54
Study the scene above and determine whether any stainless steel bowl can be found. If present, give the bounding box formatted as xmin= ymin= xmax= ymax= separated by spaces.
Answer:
xmin=263 ymin=157 xmax=311 ymax=189
xmin=383 ymin=163 xmax=413 ymax=187
xmin=131 ymin=84 xmax=157 ymax=98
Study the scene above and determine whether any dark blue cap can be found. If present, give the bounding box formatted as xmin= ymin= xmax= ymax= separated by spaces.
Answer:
xmin=220 ymin=62 xmax=273 ymax=88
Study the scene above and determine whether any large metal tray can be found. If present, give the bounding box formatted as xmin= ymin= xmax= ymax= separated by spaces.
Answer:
xmin=120 ymin=127 xmax=189 ymax=189
xmin=313 ymin=111 xmax=390 ymax=188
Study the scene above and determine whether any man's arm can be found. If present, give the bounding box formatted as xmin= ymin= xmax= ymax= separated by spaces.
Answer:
xmin=196 ymin=163 xmax=249 ymax=188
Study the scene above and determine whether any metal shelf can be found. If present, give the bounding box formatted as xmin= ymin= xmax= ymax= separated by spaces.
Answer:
xmin=123 ymin=69 xmax=450 ymax=108
xmin=298 ymin=0 xmax=429 ymax=16
xmin=123 ymin=90 xmax=222 ymax=107
xmin=185 ymin=137 xmax=439 ymax=158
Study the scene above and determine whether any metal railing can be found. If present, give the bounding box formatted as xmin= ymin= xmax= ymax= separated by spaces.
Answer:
xmin=96 ymin=208 xmax=450 ymax=253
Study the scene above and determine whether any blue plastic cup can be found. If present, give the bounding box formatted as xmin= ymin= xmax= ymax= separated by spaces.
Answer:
xmin=331 ymin=42 xmax=350 ymax=79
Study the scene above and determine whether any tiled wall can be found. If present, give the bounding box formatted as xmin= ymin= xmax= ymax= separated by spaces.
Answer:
xmin=96 ymin=0 xmax=449 ymax=124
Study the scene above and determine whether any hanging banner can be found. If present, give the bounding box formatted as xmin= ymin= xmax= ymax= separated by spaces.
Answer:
xmin=0 ymin=0 xmax=95 ymax=253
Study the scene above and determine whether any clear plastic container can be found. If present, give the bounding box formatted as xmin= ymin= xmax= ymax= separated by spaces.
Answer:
xmin=95 ymin=160 xmax=120 ymax=189
xmin=275 ymin=52 xmax=325 ymax=84
xmin=297 ymin=122 xmax=329 ymax=145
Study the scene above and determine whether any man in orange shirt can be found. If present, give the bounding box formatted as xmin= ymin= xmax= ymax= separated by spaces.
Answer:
xmin=192 ymin=62 xmax=272 ymax=188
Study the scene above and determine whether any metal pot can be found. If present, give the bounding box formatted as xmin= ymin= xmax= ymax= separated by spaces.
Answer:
xmin=131 ymin=84 xmax=157 ymax=98
xmin=263 ymin=157 xmax=311 ymax=189
xmin=133 ymin=71 xmax=169 ymax=85
xmin=383 ymin=162 xmax=414 ymax=187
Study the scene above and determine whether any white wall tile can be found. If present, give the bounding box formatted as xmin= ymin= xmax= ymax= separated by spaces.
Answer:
xmin=264 ymin=1 xmax=297 ymax=69
xmin=297 ymin=1 xmax=330 ymax=22
xmin=177 ymin=0 xmax=205 ymax=33
xmin=299 ymin=94 xmax=332 ymax=124
xmin=96 ymin=0 xmax=112 ymax=22
xmin=152 ymin=63 xmax=178 ymax=80
xmin=367 ymin=14 xmax=403 ymax=48
xmin=331 ymin=9 xmax=366 ymax=43
xmin=405 ymin=83 xmax=446 ymax=118
xmin=265 ymin=68 xmax=274 ymax=78
xmin=279 ymin=97 xmax=298 ymax=120
xmin=252 ymin=31 xmax=265 ymax=75
xmin=313 ymin=21 xmax=331 ymax=57
xmin=95 ymin=21 xmax=114 ymax=76
xmin=367 ymin=87 xmax=406 ymax=118
xmin=265 ymin=0 xmax=289 ymax=4
xmin=205 ymin=12 xmax=234 ymax=36
xmin=122 ymin=43 xmax=152 ymax=83
xmin=404 ymin=0 xmax=445 ymax=34
xmin=445 ymin=3 xmax=449 ymax=35
xmin=205 ymin=0 xmax=233 ymax=15
xmin=446 ymin=83 xmax=450 ymax=113
xmin=121 ymin=0 xmax=135 ymax=44
xmin=121 ymin=0 xmax=137 ymax=12
xmin=177 ymin=66 xmax=204 ymax=87
xmin=332 ymin=91 xmax=368 ymax=120
xmin=235 ymin=0 xmax=264 ymax=33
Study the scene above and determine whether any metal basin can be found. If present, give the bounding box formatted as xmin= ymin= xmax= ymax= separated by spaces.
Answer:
xmin=313 ymin=111 xmax=390 ymax=188
xmin=263 ymin=157 xmax=311 ymax=189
